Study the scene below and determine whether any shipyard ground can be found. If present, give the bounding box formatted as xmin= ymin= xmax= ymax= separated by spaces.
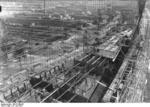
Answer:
xmin=0 ymin=0 xmax=148 ymax=103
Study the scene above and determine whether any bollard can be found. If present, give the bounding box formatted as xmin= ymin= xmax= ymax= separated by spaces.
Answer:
xmin=44 ymin=72 xmax=47 ymax=79
xmin=40 ymin=75 xmax=42 ymax=80
xmin=54 ymin=66 xmax=56 ymax=72
xmin=58 ymin=65 xmax=61 ymax=71
xmin=10 ymin=89 xmax=13 ymax=97
xmin=24 ymin=83 xmax=26 ymax=90
xmin=17 ymin=86 xmax=20 ymax=94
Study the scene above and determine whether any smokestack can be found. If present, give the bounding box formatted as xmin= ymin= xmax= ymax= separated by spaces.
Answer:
xmin=0 ymin=6 xmax=1 ymax=12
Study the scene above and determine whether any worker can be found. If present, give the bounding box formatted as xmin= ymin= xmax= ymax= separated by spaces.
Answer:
xmin=41 ymin=89 xmax=49 ymax=99
xmin=118 ymin=82 xmax=124 ymax=95
xmin=34 ymin=89 xmax=42 ymax=102
xmin=116 ymin=91 xmax=120 ymax=103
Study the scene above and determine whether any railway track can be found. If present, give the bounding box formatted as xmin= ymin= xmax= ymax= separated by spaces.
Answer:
xmin=3 ymin=53 xmax=105 ymax=102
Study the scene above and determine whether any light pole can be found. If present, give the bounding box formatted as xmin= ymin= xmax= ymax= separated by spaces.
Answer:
xmin=44 ymin=0 xmax=46 ymax=16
